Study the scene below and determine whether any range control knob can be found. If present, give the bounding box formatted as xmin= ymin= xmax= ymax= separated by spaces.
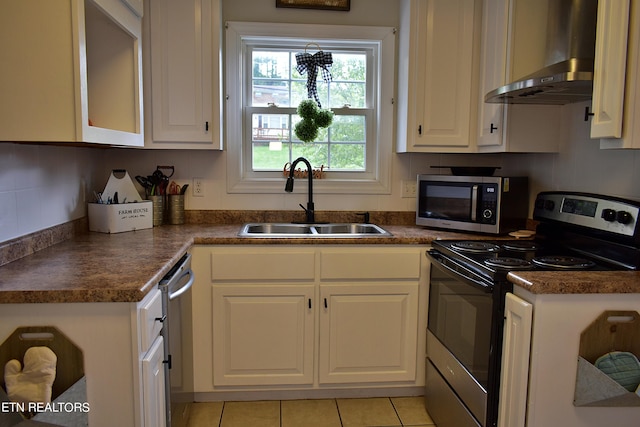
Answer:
xmin=544 ymin=200 xmax=555 ymax=211
xmin=616 ymin=211 xmax=633 ymax=225
xmin=601 ymin=208 xmax=617 ymax=222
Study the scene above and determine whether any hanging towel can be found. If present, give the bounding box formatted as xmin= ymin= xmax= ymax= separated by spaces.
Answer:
xmin=594 ymin=351 xmax=640 ymax=392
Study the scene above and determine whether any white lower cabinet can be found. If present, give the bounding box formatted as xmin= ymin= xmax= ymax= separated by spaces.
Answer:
xmin=141 ymin=335 xmax=167 ymax=427
xmin=192 ymin=245 xmax=428 ymax=394
xmin=212 ymin=284 xmax=315 ymax=386
xmin=498 ymin=292 xmax=532 ymax=427
xmin=319 ymin=283 xmax=419 ymax=384
xmin=0 ymin=288 xmax=166 ymax=427
xmin=502 ymin=287 xmax=640 ymax=427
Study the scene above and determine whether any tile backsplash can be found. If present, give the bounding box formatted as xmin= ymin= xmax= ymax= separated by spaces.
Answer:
xmin=0 ymin=143 xmax=99 ymax=243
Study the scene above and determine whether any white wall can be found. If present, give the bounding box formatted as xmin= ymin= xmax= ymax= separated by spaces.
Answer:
xmin=506 ymin=101 xmax=640 ymax=210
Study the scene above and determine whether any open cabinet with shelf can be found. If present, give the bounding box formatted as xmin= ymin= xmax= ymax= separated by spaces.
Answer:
xmin=0 ymin=0 xmax=143 ymax=146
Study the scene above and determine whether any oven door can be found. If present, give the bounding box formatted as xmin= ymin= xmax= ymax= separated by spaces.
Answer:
xmin=425 ymin=250 xmax=502 ymax=427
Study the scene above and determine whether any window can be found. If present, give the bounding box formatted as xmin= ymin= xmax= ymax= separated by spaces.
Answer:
xmin=226 ymin=22 xmax=395 ymax=194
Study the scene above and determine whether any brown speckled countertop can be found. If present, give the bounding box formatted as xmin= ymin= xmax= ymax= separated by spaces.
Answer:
xmin=2 ymin=212 xmax=639 ymax=304
xmin=507 ymin=270 xmax=640 ymax=294
xmin=0 ymin=222 xmax=463 ymax=304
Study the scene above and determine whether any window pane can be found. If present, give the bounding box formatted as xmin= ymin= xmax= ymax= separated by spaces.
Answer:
xmin=252 ymin=114 xmax=290 ymax=142
xmin=253 ymin=51 xmax=290 ymax=79
xmin=252 ymin=51 xmax=291 ymax=106
xmin=293 ymin=143 xmax=328 ymax=168
xmin=330 ymin=115 xmax=365 ymax=142
xmin=329 ymin=82 xmax=365 ymax=108
xmin=252 ymin=142 xmax=291 ymax=170
xmin=253 ymin=80 xmax=290 ymax=106
xmin=330 ymin=144 xmax=365 ymax=170
xmin=330 ymin=53 xmax=366 ymax=81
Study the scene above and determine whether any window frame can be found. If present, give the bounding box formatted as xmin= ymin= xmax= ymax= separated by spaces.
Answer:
xmin=225 ymin=21 xmax=395 ymax=194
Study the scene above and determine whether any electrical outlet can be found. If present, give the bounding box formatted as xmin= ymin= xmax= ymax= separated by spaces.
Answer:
xmin=193 ymin=178 xmax=204 ymax=197
xmin=401 ymin=180 xmax=417 ymax=198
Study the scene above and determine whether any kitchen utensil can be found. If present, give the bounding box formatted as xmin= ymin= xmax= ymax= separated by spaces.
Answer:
xmin=168 ymin=181 xmax=181 ymax=195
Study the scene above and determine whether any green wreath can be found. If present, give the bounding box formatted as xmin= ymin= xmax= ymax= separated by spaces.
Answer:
xmin=294 ymin=99 xmax=334 ymax=143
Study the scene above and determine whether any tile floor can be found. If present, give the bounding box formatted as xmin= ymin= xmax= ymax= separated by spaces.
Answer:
xmin=183 ymin=396 xmax=435 ymax=427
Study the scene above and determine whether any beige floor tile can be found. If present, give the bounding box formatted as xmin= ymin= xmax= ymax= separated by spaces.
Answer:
xmin=337 ymin=397 xmax=402 ymax=427
xmin=220 ymin=400 xmax=280 ymax=427
xmin=186 ymin=402 xmax=224 ymax=427
xmin=281 ymin=399 xmax=342 ymax=427
xmin=390 ymin=396 xmax=434 ymax=426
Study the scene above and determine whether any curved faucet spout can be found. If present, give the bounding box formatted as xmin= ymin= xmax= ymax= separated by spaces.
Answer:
xmin=285 ymin=157 xmax=315 ymax=223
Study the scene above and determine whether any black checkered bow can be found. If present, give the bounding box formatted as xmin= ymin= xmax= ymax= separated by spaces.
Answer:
xmin=295 ymin=50 xmax=333 ymax=108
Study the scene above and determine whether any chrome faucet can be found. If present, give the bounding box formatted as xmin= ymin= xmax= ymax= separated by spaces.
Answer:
xmin=285 ymin=157 xmax=316 ymax=223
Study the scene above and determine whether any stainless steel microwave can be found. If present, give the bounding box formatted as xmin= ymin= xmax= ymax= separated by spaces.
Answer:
xmin=416 ymin=175 xmax=529 ymax=234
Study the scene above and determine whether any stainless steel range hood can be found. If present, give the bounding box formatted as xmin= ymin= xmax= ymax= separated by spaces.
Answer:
xmin=485 ymin=0 xmax=598 ymax=105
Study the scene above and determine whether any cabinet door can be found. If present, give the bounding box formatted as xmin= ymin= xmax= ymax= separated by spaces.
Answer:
xmin=476 ymin=0 xmax=562 ymax=153
xmin=477 ymin=0 xmax=508 ymax=147
xmin=591 ymin=0 xmax=630 ymax=140
xmin=212 ymin=284 xmax=315 ymax=386
xmin=498 ymin=292 xmax=532 ymax=427
xmin=319 ymin=283 xmax=419 ymax=383
xmin=397 ymin=0 xmax=479 ymax=152
xmin=598 ymin=0 xmax=640 ymax=149
xmin=146 ymin=0 xmax=222 ymax=149
xmin=142 ymin=336 xmax=167 ymax=427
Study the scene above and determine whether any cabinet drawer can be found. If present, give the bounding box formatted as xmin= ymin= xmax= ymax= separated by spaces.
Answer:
xmin=139 ymin=289 xmax=163 ymax=352
xmin=320 ymin=249 xmax=421 ymax=280
xmin=210 ymin=249 xmax=315 ymax=281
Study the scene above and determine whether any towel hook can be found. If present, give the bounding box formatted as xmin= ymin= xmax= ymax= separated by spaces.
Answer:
xmin=304 ymin=42 xmax=322 ymax=52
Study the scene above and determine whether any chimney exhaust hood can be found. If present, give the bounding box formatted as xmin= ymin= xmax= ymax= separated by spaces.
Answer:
xmin=485 ymin=0 xmax=598 ymax=105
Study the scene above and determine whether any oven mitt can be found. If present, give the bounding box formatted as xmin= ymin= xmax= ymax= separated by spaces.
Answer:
xmin=4 ymin=346 xmax=57 ymax=404
xmin=594 ymin=351 xmax=640 ymax=392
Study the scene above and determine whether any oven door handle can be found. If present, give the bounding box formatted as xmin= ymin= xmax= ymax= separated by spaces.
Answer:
xmin=427 ymin=250 xmax=493 ymax=293
xmin=169 ymin=269 xmax=194 ymax=301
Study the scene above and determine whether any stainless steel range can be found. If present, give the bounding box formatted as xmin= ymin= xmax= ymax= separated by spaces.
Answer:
xmin=425 ymin=192 xmax=640 ymax=427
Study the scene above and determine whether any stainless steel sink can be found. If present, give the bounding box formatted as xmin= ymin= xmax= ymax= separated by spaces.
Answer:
xmin=238 ymin=223 xmax=392 ymax=238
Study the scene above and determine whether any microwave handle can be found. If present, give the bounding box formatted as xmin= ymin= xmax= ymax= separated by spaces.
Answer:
xmin=471 ymin=185 xmax=478 ymax=221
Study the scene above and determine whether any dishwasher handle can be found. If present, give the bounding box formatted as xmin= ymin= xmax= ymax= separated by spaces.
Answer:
xmin=169 ymin=269 xmax=194 ymax=301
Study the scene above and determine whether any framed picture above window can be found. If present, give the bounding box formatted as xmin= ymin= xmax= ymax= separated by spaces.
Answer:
xmin=275 ymin=0 xmax=350 ymax=11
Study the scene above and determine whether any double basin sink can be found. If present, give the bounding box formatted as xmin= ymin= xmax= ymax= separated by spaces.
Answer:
xmin=238 ymin=223 xmax=392 ymax=238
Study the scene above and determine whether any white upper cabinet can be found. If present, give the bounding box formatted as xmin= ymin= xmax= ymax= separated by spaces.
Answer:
xmin=143 ymin=0 xmax=223 ymax=150
xmin=596 ymin=0 xmax=640 ymax=149
xmin=476 ymin=0 xmax=561 ymax=153
xmin=0 ymin=0 xmax=144 ymax=147
xmin=477 ymin=0 xmax=509 ymax=148
xmin=397 ymin=0 xmax=481 ymax=153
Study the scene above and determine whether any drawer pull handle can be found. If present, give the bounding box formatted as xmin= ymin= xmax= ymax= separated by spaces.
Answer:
xmin=155 ymin=315 xmax=166 ymax=323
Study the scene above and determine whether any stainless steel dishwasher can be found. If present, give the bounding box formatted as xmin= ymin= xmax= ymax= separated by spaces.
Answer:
xmin=159 ymin=253 xmax=195 ymax=427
